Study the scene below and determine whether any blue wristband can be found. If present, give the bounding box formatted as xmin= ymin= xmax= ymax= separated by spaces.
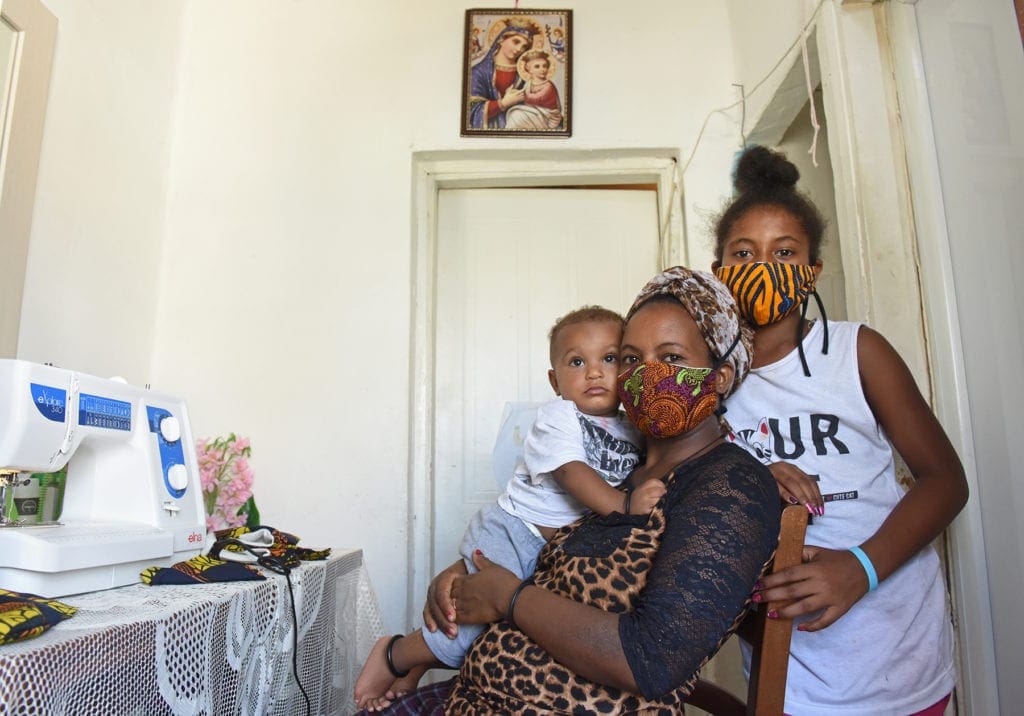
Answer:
xmin=848 ymin=546 xmax=879 ymax=592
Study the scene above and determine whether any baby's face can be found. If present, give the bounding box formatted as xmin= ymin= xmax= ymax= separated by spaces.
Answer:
xmin=526 ymin=59 xmax=549 ymax=79
xmin=548 ymin=320 xmax=623 ymax=418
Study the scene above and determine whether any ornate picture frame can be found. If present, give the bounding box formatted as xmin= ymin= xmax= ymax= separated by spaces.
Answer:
xmin=461 ymin=9 xmax=572 ymax=138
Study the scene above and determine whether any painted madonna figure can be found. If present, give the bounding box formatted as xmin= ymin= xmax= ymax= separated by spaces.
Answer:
xmin=466 ymin=17 xmax=542 ymax=130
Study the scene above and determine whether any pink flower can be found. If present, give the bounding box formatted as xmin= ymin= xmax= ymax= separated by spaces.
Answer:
xmin=196 ymin=433 xmax=257 ymax=530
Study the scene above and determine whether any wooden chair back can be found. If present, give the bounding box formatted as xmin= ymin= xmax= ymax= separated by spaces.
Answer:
xmin=686 ymin=504 xmax=809 ymax=715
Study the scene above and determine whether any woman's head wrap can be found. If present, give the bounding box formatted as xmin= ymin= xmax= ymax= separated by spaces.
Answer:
xmin=626 ymin=266 xmax=753 ymax=396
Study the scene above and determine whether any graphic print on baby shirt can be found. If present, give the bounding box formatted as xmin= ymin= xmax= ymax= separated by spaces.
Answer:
xmin=578 ymin=416 xmax=641 ymax=482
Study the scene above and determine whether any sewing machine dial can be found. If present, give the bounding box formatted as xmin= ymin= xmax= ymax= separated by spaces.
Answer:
xmin=159 ymin=416 xmax=181 ymax=443
xmin=167 ymin=464 xmax=188 ymax=491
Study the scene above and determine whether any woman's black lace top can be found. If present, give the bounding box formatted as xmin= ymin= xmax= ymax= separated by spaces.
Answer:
xmin=445 ymin=443 xmax=780 ymax=713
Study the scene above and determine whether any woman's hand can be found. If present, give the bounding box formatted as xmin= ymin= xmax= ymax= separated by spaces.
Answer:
xmin=422 ymin=560 xmax=467 ymax=639
xmin=628 ymin=479 xmax=667 ymax=515
xmin=769 ymin=461 xmax=823 ymax=516
xmin=450 ymin=551 xmax=520 ymax=625
xmin=753 ymin=545 xmax=869 ymax=631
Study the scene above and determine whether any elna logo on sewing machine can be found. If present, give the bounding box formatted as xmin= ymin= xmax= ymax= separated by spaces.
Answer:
xmin=30 ymin=383 xmax=66 ymax=422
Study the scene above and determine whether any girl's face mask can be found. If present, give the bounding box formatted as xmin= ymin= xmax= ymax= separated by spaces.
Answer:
xmin=714 ymin=262 xmax=817 ymax=326
xmin=617 ymin=362 xmax=720 ymax=439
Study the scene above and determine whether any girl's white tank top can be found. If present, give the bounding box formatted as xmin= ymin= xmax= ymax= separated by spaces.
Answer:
xmin=727 ymin=320 xmax=955 ymax=715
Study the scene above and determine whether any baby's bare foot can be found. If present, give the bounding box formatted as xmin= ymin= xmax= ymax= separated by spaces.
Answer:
xmin=354 ymin=635 xmax=395 ymax=709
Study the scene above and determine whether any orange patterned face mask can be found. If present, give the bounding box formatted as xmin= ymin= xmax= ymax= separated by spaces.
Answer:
xmin=617 ymin=362 xmax=720 ymax=439
xmin=714 ymin=263 xmax=816 ymax=326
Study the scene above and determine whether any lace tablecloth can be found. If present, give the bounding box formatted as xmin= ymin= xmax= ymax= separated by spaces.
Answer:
xmin=0 ymin=549 xmax=385 ymax=715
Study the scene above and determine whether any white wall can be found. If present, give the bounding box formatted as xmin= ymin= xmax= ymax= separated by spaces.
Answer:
xmin=914 ymin=0 xmax=1024 ymax=707
xmin=17 ymin=1 xmax=185 ymax=383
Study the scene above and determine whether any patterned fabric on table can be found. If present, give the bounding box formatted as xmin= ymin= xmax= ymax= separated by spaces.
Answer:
xmin=444 ymin=443 xmax=780 ymax=715
xmin=215 ymin=524 xmax=331 ymax=567
xmin=140 ymin=555 xmax=265 ymax=585
xmin=0 ymin=589 xmax=77 ymax=645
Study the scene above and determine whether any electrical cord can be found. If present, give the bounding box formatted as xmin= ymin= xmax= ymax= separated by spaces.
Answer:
xmin=283 ymin=567 xmax=312 ymax=716
xmin=210 ymin=539 xmax=312 ymax=715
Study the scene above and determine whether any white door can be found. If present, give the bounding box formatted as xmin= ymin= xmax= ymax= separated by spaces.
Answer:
xmin=432 ymin=187 xmax=661 ymax=574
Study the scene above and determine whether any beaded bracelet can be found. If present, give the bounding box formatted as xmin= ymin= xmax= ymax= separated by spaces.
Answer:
xmin=386 ymin=633 xmax=411 ymax=678
xmin=506 ymin=579 xmax=533 ymax=630
xmin=848 ymin=546 xmax=879 ymax=592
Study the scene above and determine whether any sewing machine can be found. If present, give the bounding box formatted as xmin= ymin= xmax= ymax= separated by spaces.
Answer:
xmin=0 ymin=359 xmax=206 ymax=596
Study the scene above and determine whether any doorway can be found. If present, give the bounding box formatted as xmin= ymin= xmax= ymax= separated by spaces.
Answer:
xmin=407 ymin=150 xmax=684 ymax=628
xmin=432 ymin=186 xmax=661 ymax=581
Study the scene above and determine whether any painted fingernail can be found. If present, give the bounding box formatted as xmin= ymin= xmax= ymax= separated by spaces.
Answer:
xmin=752 ymin=593 xmax=762 ymax=603
xmin=474 ymin=549 xmax=483 ymax=555
xmin=754 ymin=580 xmax=763 ymax=590
xmin=805 ymin=503 xmax=815 ymax=515
xmin=787 ymin=496 xmax=799 ymax=505
xmin=767 ymin=609 xmax=779 ymax=619
xmin=797 ymin=624 xmax=808 ymax=631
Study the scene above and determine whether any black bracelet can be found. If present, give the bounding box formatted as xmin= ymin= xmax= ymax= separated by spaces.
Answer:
xmin=385 ymin=634 xmax=411 ymax=678
xmin=623 ymin=489 xmax=632 ymax=514
xmin=506 ymin=579 xmax=532 ymax=631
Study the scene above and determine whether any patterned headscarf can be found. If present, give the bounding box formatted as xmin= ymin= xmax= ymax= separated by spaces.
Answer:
xmin=626 ymin=266 xmax=753 ymax=396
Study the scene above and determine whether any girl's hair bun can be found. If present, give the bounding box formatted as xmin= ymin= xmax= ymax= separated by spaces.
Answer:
xmin=733 ymin=145 xmax=799 ymax=194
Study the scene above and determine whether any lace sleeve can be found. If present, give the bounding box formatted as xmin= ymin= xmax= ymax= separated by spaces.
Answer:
xmin=618 ymin=446 xmax=781 ymax=698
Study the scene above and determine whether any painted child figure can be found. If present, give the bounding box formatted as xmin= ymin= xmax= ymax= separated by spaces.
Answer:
xmin=712 ymin=145 xmax=968 ymax=716
xmin=354 ymin=306 xmax=655 ymax=711
xmin=505 ymin=49 xmax=563 ymax=131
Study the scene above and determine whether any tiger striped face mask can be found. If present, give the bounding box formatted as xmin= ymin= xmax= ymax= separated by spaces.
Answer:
xmin=714 ymin=262 xmax=817 ymax=327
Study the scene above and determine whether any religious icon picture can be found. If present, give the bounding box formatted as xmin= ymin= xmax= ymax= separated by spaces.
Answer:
xmin=461 ymin=9 xmax=572 ymax=137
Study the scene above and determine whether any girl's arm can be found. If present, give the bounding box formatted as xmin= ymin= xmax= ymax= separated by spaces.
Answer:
xmin=855 ymin=327 xmax=968 ymax=579
xmin=757 ymin=327 xmax=968 ymax=629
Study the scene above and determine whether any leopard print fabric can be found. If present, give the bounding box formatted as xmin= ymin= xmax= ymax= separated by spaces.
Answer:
xmin=445 ymin=443 xmax=780 ymax=714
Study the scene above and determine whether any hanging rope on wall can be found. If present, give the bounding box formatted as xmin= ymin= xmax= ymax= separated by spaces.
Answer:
xmin=681 ymin=0 xmax=826 ymax=176
xmin=800 ymin=6 xmax=821 ymax=167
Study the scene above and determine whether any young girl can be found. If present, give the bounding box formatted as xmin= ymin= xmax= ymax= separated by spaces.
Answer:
xmin=712 ymin=145 xmax=968 ymax=715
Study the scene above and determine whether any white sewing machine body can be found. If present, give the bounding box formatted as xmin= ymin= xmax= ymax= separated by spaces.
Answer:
xmin=0 ymin=359 xmax=206 ymax=596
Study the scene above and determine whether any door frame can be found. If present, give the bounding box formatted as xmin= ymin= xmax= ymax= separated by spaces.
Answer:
xmin=0 ymin=0 xmax=57 ymax=356
xmin=407 ymin=150 xmax=683 ymax=627
xmin=744 ymin=2 xmax=996 ymax=712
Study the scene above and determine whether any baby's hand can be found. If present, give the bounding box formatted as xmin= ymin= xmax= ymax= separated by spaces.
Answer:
xmin=769 ymin=461 xmax=824 ymax=516
xmin=628 ymin=479 xmax=666 ymax=515
xmin=499 ymin=85 xmax=526 ymax=109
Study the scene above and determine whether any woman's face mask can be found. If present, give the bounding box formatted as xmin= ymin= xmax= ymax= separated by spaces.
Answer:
xmin=617 ymin=362 xmax=720 ymax=439
xmin=715 ymin=262 xmax=816 ymax=326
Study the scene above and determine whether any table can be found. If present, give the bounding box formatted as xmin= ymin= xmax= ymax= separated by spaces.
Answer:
xmin=0 ymin=549 xmax=385 ymax=715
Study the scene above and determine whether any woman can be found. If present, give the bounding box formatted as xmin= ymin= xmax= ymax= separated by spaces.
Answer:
xmin=375 ymin=268 xmax=782 ymax=714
